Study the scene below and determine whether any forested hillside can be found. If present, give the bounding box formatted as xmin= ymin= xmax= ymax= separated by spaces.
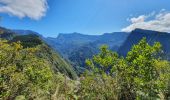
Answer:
xmin=0 ymin=27 xmax=77 ymax=79
xmin=1 ymin=27 xmax=170 ymax=99
xmin=1 ymin=36 xmax=170 ymax=99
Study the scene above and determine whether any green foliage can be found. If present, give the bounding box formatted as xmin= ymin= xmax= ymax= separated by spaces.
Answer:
xmin=35 ymin=44 xmax=77 ymax=79
xmin=0 ymin=40 xmax=54 ymax=99
xmin=154 ymin=60 xmax=170 ymax=100
xmin=0 ymin=39 xmax=77 ymax=99
xmin=1 ymin=35 xmax=170 ymax=100
xmin=11 ymin=34 xmax=43 ymax=48
xmin=50 ymin=73 xmax=79 ymax=100
xmin=118 ymin=38 xmax=162 ymax=99
xmin=86 ymin=45 xmax=119 ymax=74
xmin=77 ymin=72 xmax=118 ymax=100
xmin=80 ymin=38 xmax=170 ymax=100
xmin=76 ymin=45 xmax=119 ymax=99
xmin=10 ymin=34 xmax=77 ymax=79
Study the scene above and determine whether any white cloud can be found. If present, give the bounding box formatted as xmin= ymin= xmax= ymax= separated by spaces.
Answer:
xmin=0 ymin=0 xmax=48 ymax=20
xmin=122 ymin=10 xmax=170 ymax=33
xmin=130 ymin=15 xmax=146 ymax=23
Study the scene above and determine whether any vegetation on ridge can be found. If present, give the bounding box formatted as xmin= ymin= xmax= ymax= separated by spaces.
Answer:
xmin=79 ymin=38 xmax=170 ymax=99
xmin=1 ymin=33 xmax=170 ymax=100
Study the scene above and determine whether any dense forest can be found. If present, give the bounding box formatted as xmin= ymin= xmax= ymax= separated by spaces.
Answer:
xmin=1 ymin=32 xmax=170 ymax=99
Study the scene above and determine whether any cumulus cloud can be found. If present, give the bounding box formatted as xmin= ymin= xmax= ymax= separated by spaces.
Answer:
xmin=130 ymin=15 xmax=146 ymax=23
xmin=0 ymin=0 xmax=48 ymax=20
xmin=122 ymin=10 xmax=170 ymax=32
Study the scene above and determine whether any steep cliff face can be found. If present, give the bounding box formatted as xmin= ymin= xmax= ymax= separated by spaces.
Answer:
xmin=118 ymin=29 xmax=170 ymax=60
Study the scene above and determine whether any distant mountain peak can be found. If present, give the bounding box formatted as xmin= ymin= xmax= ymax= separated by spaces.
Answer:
xmin=132 ymin=28 xmax=170 ymax=34
xmin=58 ymin=32 xmax=86 ymax=37
xmin=0 ymin=26 xmax=7 ymax=30
xmin=118 ymin=29 xmax=170 ymax=60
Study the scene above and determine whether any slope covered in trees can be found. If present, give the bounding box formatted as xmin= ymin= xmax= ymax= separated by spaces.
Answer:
xmin=0 ymin=28 xmax=77 ymax=79
xmin=1 ymin=36 xmax=170 ymax=99
xmin=1 ymin=26 xmax=170 ymax=99
xmin=0 ymin=28 xmax=78 ymax=99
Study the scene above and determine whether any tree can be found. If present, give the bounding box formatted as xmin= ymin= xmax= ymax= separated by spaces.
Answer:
xmin=0 ymin=40 xmax=53 ymax=99
xmin=77 ymin=45 xmax=119 ymax=99
xmin=155 ymin=60 xmax=170 ymax=99
xmin=119 ymin=38 xmax=162 ymax=99
xmin=82 ymin=38 xmax=170 ymax=100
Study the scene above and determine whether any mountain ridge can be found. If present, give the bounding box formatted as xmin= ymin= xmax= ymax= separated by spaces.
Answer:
xmin=2 ymin=26 xmax=170 ymax=73
xmin=118 ymin=28 xmax=170 ymax=60
xmin=0 ymin=27 xmax=78 ymax=79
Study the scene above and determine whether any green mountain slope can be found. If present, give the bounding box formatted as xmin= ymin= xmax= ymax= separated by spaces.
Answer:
xmin=0 ymin=28 xmax=77 ymax=79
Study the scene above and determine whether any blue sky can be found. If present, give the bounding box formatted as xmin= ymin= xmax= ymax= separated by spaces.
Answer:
xmin=0 ymin=0 xmax=170 ymax=37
